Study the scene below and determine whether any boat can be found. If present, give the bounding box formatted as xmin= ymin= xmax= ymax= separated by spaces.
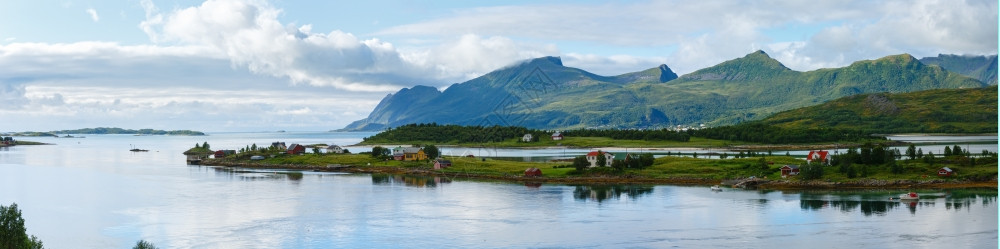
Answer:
xmin=897 ymin=192 xmax=919 ymax=200
xmin=129 ymin=144 xmax=149 ymax=152
xmin=710 ymin=185 xmax=722 ymax=191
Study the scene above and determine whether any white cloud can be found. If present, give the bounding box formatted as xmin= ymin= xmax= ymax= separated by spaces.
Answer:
xmin=378 ymin=0 xmax=997 ymax=74
xmin=86 ymin=8 xmax=99 ymax=22
xmin=562 ymin=53 xmax=668 ymax=76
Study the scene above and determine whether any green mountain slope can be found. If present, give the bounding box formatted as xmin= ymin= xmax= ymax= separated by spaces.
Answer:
xmin=342 ymin=52 xmax=986 ymax=131
xmin=920 ymin=54 xmax=997 ymax=85
xmin=758 ymin=86 xmax=998 ymax=133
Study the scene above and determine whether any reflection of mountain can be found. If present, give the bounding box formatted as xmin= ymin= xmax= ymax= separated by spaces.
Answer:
xmin=572 ymin=185 xmax=654 ymax=202
xmin=371 ymin=174 xmax=451 ymax=188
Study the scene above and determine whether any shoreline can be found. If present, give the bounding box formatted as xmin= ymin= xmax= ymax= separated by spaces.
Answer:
xmin=200 ymin=160 xmax=997 ymax=190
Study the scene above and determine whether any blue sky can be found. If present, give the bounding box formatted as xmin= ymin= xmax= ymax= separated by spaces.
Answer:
xmin=0 ymin=0 xmax=996 ymax=132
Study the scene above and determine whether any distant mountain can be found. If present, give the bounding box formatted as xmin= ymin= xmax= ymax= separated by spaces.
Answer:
xmin=342 ymin=51 xmax=986 ymax=131
xmin=758 ymin=86 xmax=998 ymax=133
xmin=920 ymin=54 xmax=997 ymax=85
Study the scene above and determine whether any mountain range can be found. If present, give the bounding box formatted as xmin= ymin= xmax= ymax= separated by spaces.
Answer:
xmin=342 ymin=51 xmax=994 ymax=131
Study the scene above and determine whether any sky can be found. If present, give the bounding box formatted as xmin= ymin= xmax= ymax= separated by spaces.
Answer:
xmin=0 ymin=0 xmax=996 ymax=132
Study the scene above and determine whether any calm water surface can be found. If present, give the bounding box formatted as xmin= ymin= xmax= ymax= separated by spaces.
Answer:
xmin=0 ymin=133 xmax=996 ymax=248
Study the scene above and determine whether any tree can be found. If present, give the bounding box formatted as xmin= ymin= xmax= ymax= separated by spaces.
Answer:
xmin=720 ymin=153 xmax=728 ymax=159
xmin=943 ymin=146 xmax=952 ymax=157
xmin=916 ymin=148 xmax=923 ymax=158
xmin=639 ymin=153 xmax=655 ymax=169
xmin=370 ymin=146 xmax=390 ymax=159
xmin=573 ymin=156 xmax=590 ymax=171
xmin=195 ymin=143 xmax=201 ymax=149
xmin=596 ymin=151 xmax=607 ymax=167
xmin=692 ymin=152 xmax=698 ymax=158
xmin=312 ymin=147 xmax=321 ymax=154
xmin=890 ymin=161 xmax=903 ymax=174
xmin=846 ymin=165 xmax=857 ymax=178
xmin=251 ymin=143 xmax=257 ymax=151
xmin=611 ymin=160 xmax=626 ymax=172
xmin=424 ymin=145 xmax=440 ymax=159
xmin=1 ymin=203 xmax=44 ymax=249
xmin=905 ymin=144 xmax=916 ymax=160
xmin=800 ymin=164 xmax=824 ymax=180
xmin=202 ymin=142 xmax=210 ymax=150
xmin=952 ymin=145 xmax=963 ymax=155
xmin=133 ymin=240 xmax=158 ymax=249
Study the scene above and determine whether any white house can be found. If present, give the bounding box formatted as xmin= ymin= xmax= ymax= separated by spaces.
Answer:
xmin=522 ymin=134 xmax=533 ymax=142
xmin=585 ymin=151 xmax=614 ymax=167
xmin=326 ymin=145 xmax=344 ymax=154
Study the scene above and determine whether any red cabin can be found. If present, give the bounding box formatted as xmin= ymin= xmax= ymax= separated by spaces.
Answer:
xmin=524 ymin=168 xmax=542 ymax=177
xmin=286 ymin=144 xmax=306 ymax=155
xmin=433 ymin=159 xmax=452 ymax=170
xmin=938 ymin=167 xmax=953 ymax=176
xmin=780 ymin=165 xmax=800 ymax=177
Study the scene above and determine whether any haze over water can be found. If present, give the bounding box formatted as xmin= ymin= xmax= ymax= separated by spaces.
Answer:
xmin=0 ymin=133 xmax=996 ymax=248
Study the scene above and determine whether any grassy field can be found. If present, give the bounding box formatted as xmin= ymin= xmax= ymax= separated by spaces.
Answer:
xmin=362 ymin=136 xmax=750 ymax=148
xmin=206 ymin=151 xmax=997 ymax=187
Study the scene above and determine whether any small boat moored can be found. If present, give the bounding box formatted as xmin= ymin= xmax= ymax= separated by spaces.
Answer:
xmin=896 ymin=192 xmax=919 ymax=200
xmin=710 ymin=185 xmax=722 ymax=191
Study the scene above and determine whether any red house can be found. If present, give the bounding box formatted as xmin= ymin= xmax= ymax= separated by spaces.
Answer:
xmin=551 ymin=132 xmax=563 ymax=141
xmin=433 ymin=159 xmax=452 ymax=170
xmin=807 ymin=150 xmax=830 ymax=165
xmin=286 ymin=144 xmax=306 ymax=155
xmin=780 ymin=165 xmax=800 ymax=177
xmin=524 ymin=168 xmax=542 ymax=177
xmin=214 ymin=150 xmax=235 ymax=158
xmin=938 ymin=167 xmax=953 ymax=176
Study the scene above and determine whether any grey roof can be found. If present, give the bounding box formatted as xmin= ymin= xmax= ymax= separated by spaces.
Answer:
xmin=782 ymin=165 xmax=799 ymax=169
xmin=435 ymin=159 xmax=451 ymax=164
xmin=401 ymin=147 xmax=422 ymax=153
xmin=940 ymin=167 xmax=953 ymax=172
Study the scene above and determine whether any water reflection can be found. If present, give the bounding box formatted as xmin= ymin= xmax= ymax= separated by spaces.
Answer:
xmin=571 ymin=184 xmax=654 ymax=202
xmin=203 ymin=166 xmax=306 ymax=181
xmin=371 ymin=174 xmax=452 ymax=188
xmin=798 ymin=189 xmax=997 ymax=216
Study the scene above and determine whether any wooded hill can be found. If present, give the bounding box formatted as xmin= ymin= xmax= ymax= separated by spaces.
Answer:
xmin=758 ymin=86 xmax=998 ymax=133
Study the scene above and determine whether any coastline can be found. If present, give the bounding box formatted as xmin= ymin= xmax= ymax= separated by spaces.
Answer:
xmin=200 ymin=160 xmax=997 ymax=190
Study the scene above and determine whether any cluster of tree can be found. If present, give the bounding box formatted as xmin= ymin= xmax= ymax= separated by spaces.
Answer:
xmin=571 ymin=152 xmax=655 ymax=172
xmin=690 ymin=123 xmax=879 ymax=144
xmin=562 ymin=128 xmax=690 ymax=142
xmin=50 ymin=127 xmax=205 ymax=136
xmin=1 ymin=203 xmax=44 ymax=249
xmin=363 ymin=123 xmax=545 ymax=144
xmin=0 ymin=136 xmax=14 ymax=142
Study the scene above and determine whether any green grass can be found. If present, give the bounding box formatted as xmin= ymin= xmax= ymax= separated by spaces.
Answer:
xmin=214 ymin=151 xmax=996 ymax=185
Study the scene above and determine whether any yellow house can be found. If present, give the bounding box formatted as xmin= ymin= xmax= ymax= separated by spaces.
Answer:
xmin=397 ymin=147 xmax=427 ymax=161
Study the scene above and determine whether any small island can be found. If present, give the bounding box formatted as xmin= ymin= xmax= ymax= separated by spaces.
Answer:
xmin=5 ymin=127 xmax=207 ymax=136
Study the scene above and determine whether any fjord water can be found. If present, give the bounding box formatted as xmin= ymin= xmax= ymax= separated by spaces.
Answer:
xmin=0 ymin=133 xmax=996 ymax=248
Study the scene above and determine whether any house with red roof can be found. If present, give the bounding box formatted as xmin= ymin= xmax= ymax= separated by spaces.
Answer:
xmin=586 ymin=151 xmax=614 ymax=167
xmin=807 ymin=150 xmax=830 ymax=165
